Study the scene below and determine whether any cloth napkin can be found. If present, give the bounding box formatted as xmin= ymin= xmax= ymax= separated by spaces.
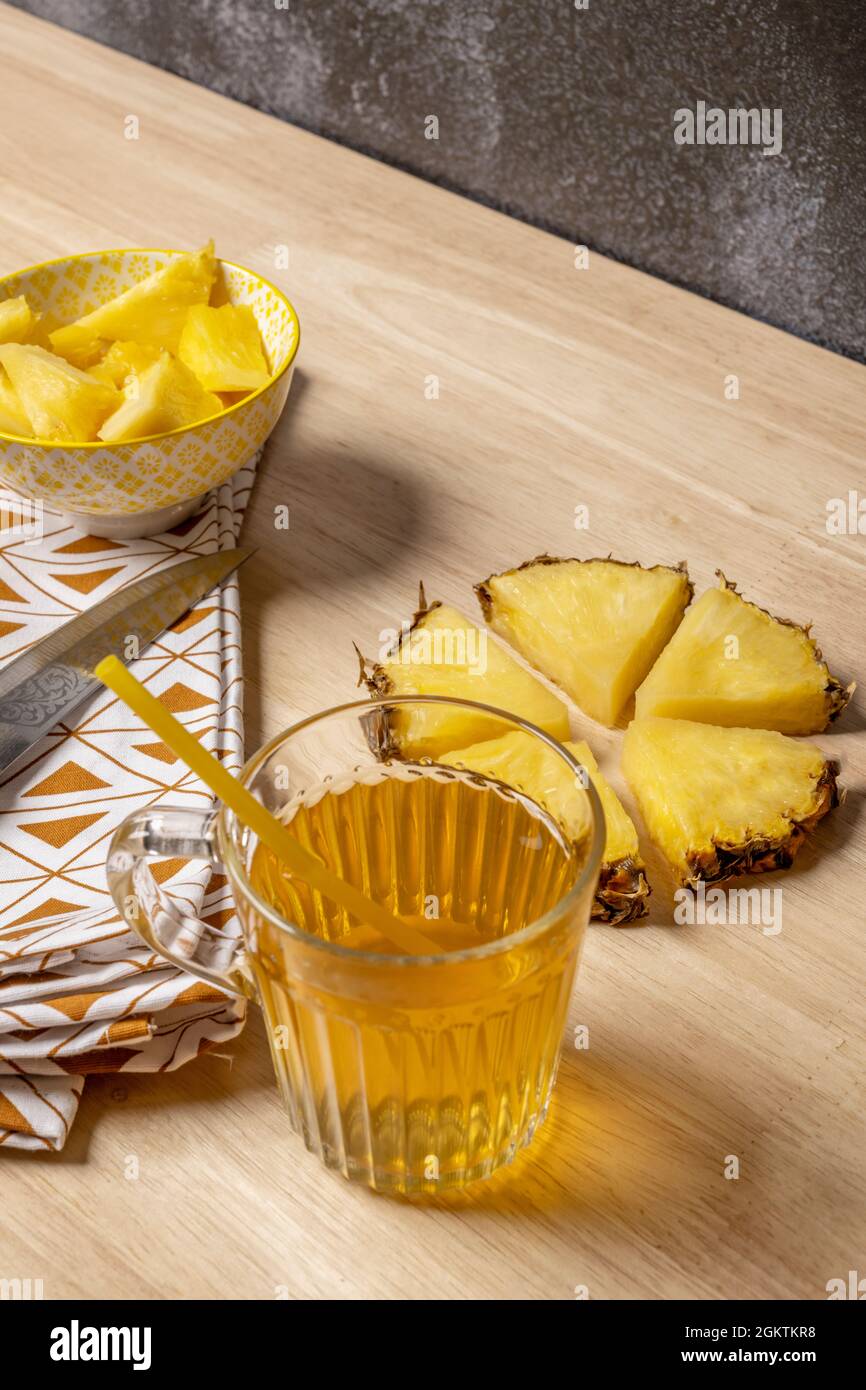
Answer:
xmin=0 ymin=461 xmax=258 ymax=1150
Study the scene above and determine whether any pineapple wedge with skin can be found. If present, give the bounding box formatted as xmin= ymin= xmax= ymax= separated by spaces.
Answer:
xmin=0 ymin=343 xmax=119 ymax=442
xmin=0 ymin=295 xmax=40 ymax=345
xmin=635 ymin=574 xmax=852 ymax=734
xmin=50 ymin=242 xmax=216 ymax=362
xmin=622 ymin=717 xmax=839 ymax=887
xmin=178 ymin=303 xmax=270 ymax=392
xmin=0 ymin=368 xmax=33 ymax=436
xmin=98 ymin=351 xmax=223 ymax=443
xmin=440 ymin=731 xmax=650 ymax=924
xmin=357 ymin=586 xmax=570 ymax=758
xmin=88 ymin=340 xmax=162 ymax=389
xmin=475 ymin=556 xmax=693 ymax=727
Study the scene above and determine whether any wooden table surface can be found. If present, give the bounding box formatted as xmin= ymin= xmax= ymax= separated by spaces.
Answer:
xmin=1 ymin=4 xmax=864 ymax=1301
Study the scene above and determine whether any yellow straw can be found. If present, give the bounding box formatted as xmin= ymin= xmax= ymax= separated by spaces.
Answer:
xmin=96 ymin=655 xmax=438 ymax=955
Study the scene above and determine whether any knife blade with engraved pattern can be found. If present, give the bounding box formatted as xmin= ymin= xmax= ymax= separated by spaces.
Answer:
xmin=0 ymin=548 xmax=251 ymax=775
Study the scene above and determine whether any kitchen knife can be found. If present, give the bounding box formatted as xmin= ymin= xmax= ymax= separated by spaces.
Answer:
xmin=0 ymin=548 xmax=251 ymax=775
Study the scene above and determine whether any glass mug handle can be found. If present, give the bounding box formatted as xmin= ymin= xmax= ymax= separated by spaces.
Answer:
xmin=106 ymin=805 xmax=254 ymax=998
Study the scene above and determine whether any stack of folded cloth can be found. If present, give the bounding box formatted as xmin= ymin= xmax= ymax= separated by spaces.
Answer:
xmin=0 ymin=461 xmax=257 ymax=1149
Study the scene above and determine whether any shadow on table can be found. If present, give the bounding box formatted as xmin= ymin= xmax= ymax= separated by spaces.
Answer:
xmin=247 ymin=367 xmax=434 ymax=583
xmin=710 ymin=779 xmax=865 ymax=902
xmin=402 ymin=1036 xmax=767 ymax=1223
xmin=239 ymin=368 xmax=440 ymax=750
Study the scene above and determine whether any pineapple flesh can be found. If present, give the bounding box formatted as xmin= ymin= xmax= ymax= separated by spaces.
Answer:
xmin=358 ymin=588 xmax=570 ymax=758
xmin=0 ymin=294 xmax=39 ymax=345
xmin=0 ymin=343 xmax=119 ymax=442
xmin=50 ymin=242 xmax=216 ymax=362
xmin=475 ymin=556 xmax=692 ymax=727
xmin=0 ymin=368 xmax=32 ymax=436
xmin=98 ymin=351 xmax=223 ymax=442
xmin=635 ymin=574 xmax=852 ymax=734
xmin=622 ymin=716 xmax=839 ymax=887
xmin=88 ymin=340 xmax=162 ymax=388
xmin=440 ymin=731 xmax=650 ymax=924
xmin=178 ymin=303 xmax=270 ymax=392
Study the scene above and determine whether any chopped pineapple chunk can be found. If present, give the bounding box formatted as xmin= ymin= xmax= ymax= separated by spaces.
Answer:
xmin=97 ymin=351 xmax=223 ymax=442
xmin=178 ymin=303 xmax=270 ymax=392
xmin=635 ymin=576 xmax=852 ymax=734
xmin=570 ymin=738 xmax=644 ymax=876
xmin=440 ymin=731 xmax=649 ymax=923
xmin=88 ymin=340 xmax=162 ymax=388
xmin=0 ymin=343 xmax=119 ymax=442
xmin=49 ymin=336 xmax=109 ymax=369
xmin=359 ymin=588 xmax=570 ymax=758
xmin=0 ymin=295 xmax=39 ymax=345
xmin=622 ymin=717 xmax=839 ymax=886
xmin=0 ymin=367 xmax=32 ymax=436
xmin=475 ymin=556 xmax=692 ymax=727
xmin=50 ymin=242 xmax=216 ymax=360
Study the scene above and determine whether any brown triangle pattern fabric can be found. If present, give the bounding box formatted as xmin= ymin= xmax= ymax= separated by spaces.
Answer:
xmin=170 ymin=606 xmax=217 ymax=634
xmin=158 ymin=681 xmax=215 ymax=713
xmin=131 ymin=740 xmax=180 ymax=765
xmin=53 ymin=565 xmax=126 ymax=595
xmin=0 ymin=457 xmax=258 ymax=1150
xmin=6 ymin=896 xmax=86 ymax=927
xmin=21 ymin=810 xmax=106 ymax=848
xmin=25 ymin=762 xmax=111 ymax=797
xmin=0 ymin=578 xmax=25 ymax=604
xmin=53 ymin=535 xmax=126 ymax=555
xmin=132 ymin=726 xmax=208 ymax=766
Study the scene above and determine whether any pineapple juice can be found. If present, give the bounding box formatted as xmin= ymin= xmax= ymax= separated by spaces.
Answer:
xmin=246 ymin=766 xmax=586 ymax=1191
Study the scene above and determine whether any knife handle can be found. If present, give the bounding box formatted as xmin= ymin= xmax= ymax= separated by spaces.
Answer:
xmin=106 ymin=806 xmax=254 ymax=998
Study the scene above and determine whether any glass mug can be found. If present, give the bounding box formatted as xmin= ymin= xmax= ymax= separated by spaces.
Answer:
xmin=107 ymin=697 xmax=604 ymax=1194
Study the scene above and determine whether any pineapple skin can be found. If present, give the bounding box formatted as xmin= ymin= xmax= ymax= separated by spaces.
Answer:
xmin=356 ymin=585 xmax=570 ymax=759
xmin=439 ymin=731 xmax=649 ymax=925
xmin=635 ymin=573 xmax=853 ymax=735
xmin=474 ymin=554 xmax=693 ymax=727
xmin=622 ymin=717 xmax=840 ymax=888
xmin=570 ymin=739 xmax=650 ymax=924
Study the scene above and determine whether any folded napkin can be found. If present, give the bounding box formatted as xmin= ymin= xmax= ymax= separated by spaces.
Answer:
xmin=0 ymin=462 xmax=258 ymax=1150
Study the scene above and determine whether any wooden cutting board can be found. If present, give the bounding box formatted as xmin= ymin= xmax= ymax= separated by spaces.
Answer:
xmin=1 ymin=4 xmax=863 ymax=1301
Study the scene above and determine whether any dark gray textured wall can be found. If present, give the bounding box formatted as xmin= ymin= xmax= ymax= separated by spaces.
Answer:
xmin=12 ymin=0 xmax=866 ymax=359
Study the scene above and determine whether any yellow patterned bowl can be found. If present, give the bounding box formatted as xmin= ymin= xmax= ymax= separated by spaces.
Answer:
xmin=0 ymin=248 xmax=300 ymax=538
